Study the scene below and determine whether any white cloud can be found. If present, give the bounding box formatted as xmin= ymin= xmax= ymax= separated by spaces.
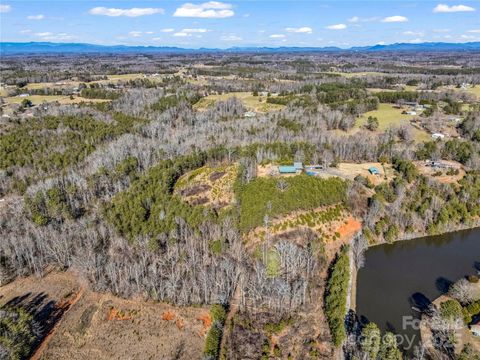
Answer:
xmin=129 ymin=31 xmax=142 ymax=38
xmin=145 ymin=31 xmax=154 ymax=35
xmin=27 ymin=14 xmax=44 ymax=20
xmin=174 ymin=2 xmax=234 ymax=18
xmin=286 ymin=27 xmax=312 ymax=34
xmin=468 ymin=29 xmax=480 ymax=33
xmin=433 ymin=4 xmax=475 ymax=13
xmin=403 ymin=31 xmax=424 ymax=36
xmin=173 ymin=32 xmax=189 ymax=37
xmin=461 ymin=34 xmax=475 ymax=39
xmin=433 ymin=28 xmax=451 ymax=33
xmin=89 ymin=7 xmax=164 ymax=17
xmin=20 ymin=29 xmax=31 ymax=34
xmin=269 ymin=34 xmax=286 ymax=39
xmin=35 ymin=32 xmax=53 ymax=37
xmin=34 ymin=32 xmax=73 ymax=41
xmin=326 ymin=23 xmax=347 ymax=30
xmin=382 ymin=15 xmax=408 ymax=23
xmin=348 ymin=16 xmax=359 ymax=23
xmin=0 ymin=4 xmax=11 ymax=13
xmin=181 ymin=28 xmax=208 ymax=33
xmin=160 ymin=28 xmax=175 ymax=33
xmin=409 ymin=38 xmax=424 ymax=43
xmin=221 ymin=34 xmax=242 ymax=41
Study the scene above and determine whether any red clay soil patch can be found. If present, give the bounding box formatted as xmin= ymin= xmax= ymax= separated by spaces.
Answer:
xmin=106 ymin=307 xmax=133 ymax=321
xmin=197 ymin=313 xmax=212 ymax=336
xmin=161 ymin=310 xmax=176 ymax=321
xmin=176 ymin=318 xmax=185 ymax=331
xmin=162 ymin=309 xmax=186 ymax=330
xmin=336 ymin=217 xmax=362 ymax=239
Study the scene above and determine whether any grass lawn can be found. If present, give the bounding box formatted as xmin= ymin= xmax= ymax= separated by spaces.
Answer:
xmin=354 ymin=104 xmax=430 ymax=142
xmin=4 ymin=95 xmax=69 ymax=105
xmin=355 ymin=103 xmax=414 ymax=131
xmin=354 ymin=103 xmax=430 ymax=142
xmin=106 ymin=73 xmax=145 ymax=81
xmin=465 ymin=86 xmax=480 ymax=100
xmin=4 ymin=95 xmax=110 ymax=105
xmin=323 ymin=71 xmax=387 ymax=78
xmin=438 ymin=85 xmax=480 ymax=101
xmin=193 ymin=91 xmax=285 ymax=113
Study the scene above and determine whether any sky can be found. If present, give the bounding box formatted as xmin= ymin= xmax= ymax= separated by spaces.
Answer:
xmin=0 ymin=1 xmax=480 ymax=48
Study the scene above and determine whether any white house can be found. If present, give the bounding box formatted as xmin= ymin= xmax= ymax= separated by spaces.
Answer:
xmin=432 ymin=133 xmax=445 ymax=140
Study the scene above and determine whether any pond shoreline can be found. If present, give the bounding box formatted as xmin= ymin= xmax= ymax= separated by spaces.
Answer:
xmin=368 ymin=220 xmax=480 ymax=249
xmin=349 ymin=220 xmax=480 ymax=313
xmin=351 ymin=223 xmax=480 ymax=355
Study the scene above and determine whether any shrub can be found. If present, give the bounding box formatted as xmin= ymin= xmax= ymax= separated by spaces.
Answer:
xmin=204 ymin=304 xmax=227 ymax=359
xmin=440 ymin=299 xmax=463 ymax=322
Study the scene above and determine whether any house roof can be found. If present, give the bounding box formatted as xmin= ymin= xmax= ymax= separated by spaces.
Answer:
xmin=278 ymin=166 xmax=297 ymax=173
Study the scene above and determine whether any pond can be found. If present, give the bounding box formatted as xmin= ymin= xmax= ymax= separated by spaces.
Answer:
xmin=356 ymin=228 xmax=480 ymax=354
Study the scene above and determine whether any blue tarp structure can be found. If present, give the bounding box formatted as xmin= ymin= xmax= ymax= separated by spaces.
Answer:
xmin=278 ymin=166 xmax=297 ymax=173
xmin=368 ymin=167 xmax=380 ymax=175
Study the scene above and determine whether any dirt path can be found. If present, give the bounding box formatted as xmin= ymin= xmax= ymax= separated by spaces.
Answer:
xmin=30 ymin=287 xmax=85 ymax=360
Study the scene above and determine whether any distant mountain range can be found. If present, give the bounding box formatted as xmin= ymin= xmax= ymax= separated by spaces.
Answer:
xmin=1 ymin=41 xmax=480 ymax=55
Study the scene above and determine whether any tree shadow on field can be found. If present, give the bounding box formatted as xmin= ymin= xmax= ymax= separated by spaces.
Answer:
xmin=4 ymin=291 xmax=73 ymax=358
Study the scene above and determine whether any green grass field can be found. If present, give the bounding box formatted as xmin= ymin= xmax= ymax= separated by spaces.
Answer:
xmin=355 ymin=103 xmax=414 ymax=131
xmin=4 ymin=95 xmax=109 ymax=105
xmin=323 ymin=71 xmax=387 ymax=78
xmin=4 ymin=95 xmax=68 ymax=105
xmin=354 ymin=103 xmax=430 ymax=142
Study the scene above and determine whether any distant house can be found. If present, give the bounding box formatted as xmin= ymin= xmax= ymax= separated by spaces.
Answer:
xmin=406 ymin=111 xmax=417 ymax=116
xmin=471 ymin=324 xmax=480 ymax=337
xmin=432 ymin=133 xmax=445 ymax=140
xmin=244 ymin=111 xmax=256 ymax=118
xmin=401 ymin=101 xmax=419 ymax=107
xmin=368 ymin=167 xmax=380 ymax=175
xmin=293 ymin=162 xmax=303 ymax=170
xmin=19 ymin=93 xmax=30 ymax=98
xmin=278 ymin=166 xmax=298 ymax=174
xmin=305 ymin=164 xmax=324 ymax=170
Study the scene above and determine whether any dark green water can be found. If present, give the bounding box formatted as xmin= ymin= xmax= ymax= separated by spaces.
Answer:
xmin=356 ymin=228 xmax=480 ymax=353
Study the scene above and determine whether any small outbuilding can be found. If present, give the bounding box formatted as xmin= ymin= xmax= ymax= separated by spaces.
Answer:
xmin=278 ymin=166 xmax=297 ymax=174
xmin=244 ymin=111 xmax=256 ymax=118
xmin=293 ymin=162 xmax=303 ymax=170
xmin=432 ymin=133 xmax=445 ymax=140
xmin=368 ymin=167 xmax=380 ymax=176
